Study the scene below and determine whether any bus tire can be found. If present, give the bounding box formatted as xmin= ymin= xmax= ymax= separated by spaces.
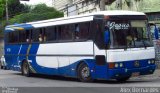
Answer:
xmin=0 ymin=63 xmax=2 ymax=69
xmin=77 ymin=63 xmax=93 ymax=82
xmin=116 ymin=76 xmax=130 ymax=82
xmin=3 ymin=66 xmax=7 ymax=70
xmin=22 ymin=62 xmax=31 ymax=77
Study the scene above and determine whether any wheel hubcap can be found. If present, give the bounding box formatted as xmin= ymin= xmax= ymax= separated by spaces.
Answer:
xmin=81 ymin=67 xmax=90 ymax=78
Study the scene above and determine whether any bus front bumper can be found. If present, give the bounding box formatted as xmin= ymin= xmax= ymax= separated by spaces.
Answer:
xmin=108 ymin=65 xmax=156 ymax=79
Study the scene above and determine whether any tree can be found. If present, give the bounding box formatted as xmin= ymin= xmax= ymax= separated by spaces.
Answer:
xmin=0 ymin=0 xmax=5 ymax=19
xmin=8 ymin=0 xmax=30 ymax=17
xmin=9 ymin=4 xmax=64 ymax=24
xmin=0 ymin=0 xmax=30 ymax=19
xmin=0 ymin=0 xmax=30 ymax=34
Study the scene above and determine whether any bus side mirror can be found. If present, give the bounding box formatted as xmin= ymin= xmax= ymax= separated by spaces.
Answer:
xmin=104 ymin=31 xmax=110 ymax=45
xmin=154 ymin=26 xmax=159 ymax=40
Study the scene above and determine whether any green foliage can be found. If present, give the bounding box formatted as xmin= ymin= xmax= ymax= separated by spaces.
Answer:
xmin=8 ymin=0 xmax=30 ymax=17
xmin=9 ymin=12 xmax=63 ymax=24
xmin=9 ymin=4 xmax=64 ymax=24
xmin=31 ymin=4 xmax=56 ymax=13
xmin=0 ymin=0 xmax=5 ymax=18
xmin=0 ymin=0 xmax=30 ymax=29
xmin=0 ymin=2 xmax=63 ymax=34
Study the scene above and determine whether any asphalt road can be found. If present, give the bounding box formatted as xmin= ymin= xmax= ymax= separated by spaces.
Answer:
xmin=0 ymin=69 xmax=160 ymax=88
xmin=0 ymin=69 xmax=160 ymax=93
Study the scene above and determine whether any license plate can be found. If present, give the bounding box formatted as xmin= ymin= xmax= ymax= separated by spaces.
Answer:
xmin=131 ymin=72 xmax=140 ymax=77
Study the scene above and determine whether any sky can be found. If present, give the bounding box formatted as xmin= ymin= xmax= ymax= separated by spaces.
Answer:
xmin=20 ymin=0 xmax=53 ymax=6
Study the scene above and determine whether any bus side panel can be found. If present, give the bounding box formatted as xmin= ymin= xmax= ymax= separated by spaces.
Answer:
xmin=34 ymin=42 xmax=94 ymax=76
xmin=31 ymin=43 xmax=59 ymax=75
xmin=5 ymin=44 xmax=21 ymax=70
xmin=18 ymin=44 xmax=30 ymax=71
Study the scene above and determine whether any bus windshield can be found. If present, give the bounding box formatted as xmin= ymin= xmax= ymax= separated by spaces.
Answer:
xmin=106 ymin=20 xmax=153 ymax=49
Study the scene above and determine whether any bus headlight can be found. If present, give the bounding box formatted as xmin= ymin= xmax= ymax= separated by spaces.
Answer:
xmin=119 ymin=63 xmax=123 ymax=67
xmin=115 ymin=63 xmax=118 ymax=68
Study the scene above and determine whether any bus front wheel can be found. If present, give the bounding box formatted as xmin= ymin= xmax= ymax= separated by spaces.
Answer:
xmin=22 ymin=62 xmax=31 ymax=77
xmin=77 ymin=63 xmax=93 ymax=82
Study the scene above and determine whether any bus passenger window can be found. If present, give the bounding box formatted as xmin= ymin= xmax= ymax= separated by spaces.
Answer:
xmin=75 ymin=24 xmax=80 ymax=39
xmin=32 ymin=28 xmax=41 ymax=42
xmin=38 ymin=34 xmax=43 ymax=42
xmin=26 ymin=30 xmax=30 ymax=43
xmin=38 ymin=28 xmax=46 ymax=42
xmin=45 ymin=26 xmax=57 ymax=42
xmin=19 ymin=31 xmax=26 ymax=43
xmin=57 ymin=25 xmax=73 ymax=41
xmin=9 ymin=31 xmax=19 ymax=43
xmin=74 ymin=22 xmax=90 ymax=40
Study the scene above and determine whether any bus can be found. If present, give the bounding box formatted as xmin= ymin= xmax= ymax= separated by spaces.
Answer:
xmin=4 ymin=10 xmax=156 ymax=82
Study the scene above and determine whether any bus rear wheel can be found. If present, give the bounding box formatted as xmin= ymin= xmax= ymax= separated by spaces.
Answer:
xmin=77 ymin=63 xmax=93 ymax=82
xmin=22 ymin=62 xmax=31 ymax=77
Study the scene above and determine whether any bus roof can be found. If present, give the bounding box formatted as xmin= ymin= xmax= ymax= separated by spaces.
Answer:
xmin=5 ymin=10 xmax=145 ymax=32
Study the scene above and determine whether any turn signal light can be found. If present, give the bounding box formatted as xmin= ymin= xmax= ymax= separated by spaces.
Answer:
xmin=108 ymin=63 xmax=115 ymax=69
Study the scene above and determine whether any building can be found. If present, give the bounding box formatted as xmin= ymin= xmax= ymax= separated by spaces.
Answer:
xmin=52 ymin=0 xmax=116 ymax=16
xmin=107 ymin=0 xmax=160 ymax=25
xmin=52 ymin=0 xmax=160 ymax=25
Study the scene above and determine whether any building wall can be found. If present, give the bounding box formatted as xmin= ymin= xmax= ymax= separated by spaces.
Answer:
xmin=52 ymin=0 xmax=101 ymax=16
xmin=53 ymin=0 xmax=70 ymax=10
xmin=53 ymin=0 xmax=160 ymax=17
xmin=107 ymin=0 xmax=160 ymax=12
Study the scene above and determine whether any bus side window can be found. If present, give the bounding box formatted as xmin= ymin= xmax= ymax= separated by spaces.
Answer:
xmin=32 ymin=28 xmax=41 ymax=42
xmin=19 ymin=30 xmax=26 ymax=43
xmin=8 ymin=31 xmax=19 ymax=43
xmin=74 ymin=22 xmax=90 ymax=40
xmin=26 ymin=30 xmax=30 ymax=42
xmin=45 ymin=26 xmax=57 ymax=42
xmin=75 ymin=24 xmax=80 ymax=39
xmin=57 ymin=25 xmax=73 ymax=41
xmin=38 ymin=29 xmax=43 ymax=42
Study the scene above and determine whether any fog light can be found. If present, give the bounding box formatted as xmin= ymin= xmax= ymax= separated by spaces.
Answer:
xmin=115 ymin=63 xmax=118 ymax=68
xmin=151 ymin=60 xmax=155 ymax=64
xmin=120 ymin=63 xmax=123 ymax=67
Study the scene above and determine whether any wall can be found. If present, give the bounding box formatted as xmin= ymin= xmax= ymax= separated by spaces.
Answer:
xmin=106 ymin=0 xmax=160 ymax=12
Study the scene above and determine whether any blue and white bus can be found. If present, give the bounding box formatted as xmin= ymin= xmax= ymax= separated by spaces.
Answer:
xmin=4 ymin=10 xmax=156 ymax=82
